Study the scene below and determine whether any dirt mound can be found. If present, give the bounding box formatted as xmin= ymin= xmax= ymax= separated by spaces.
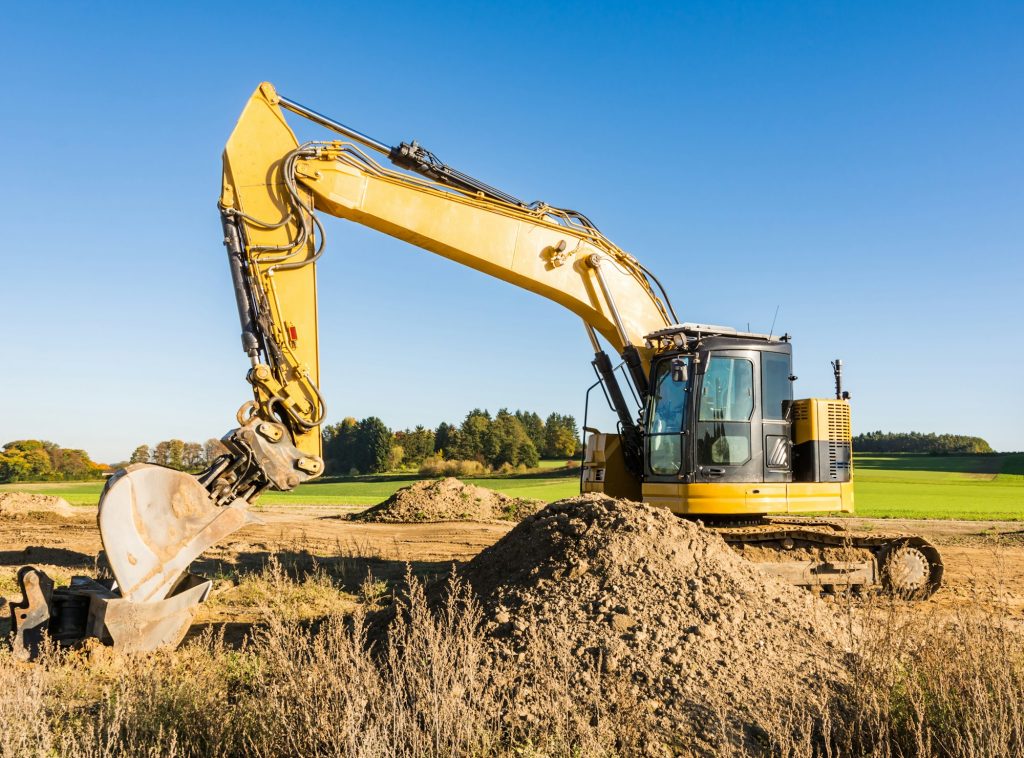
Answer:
xmin=459 ymin=495 xmax=848 ymax=752
xmin=0 ymin=493 xmax=76 ymax=519
xmin=356 ymin=478 xmax=541 ymax=523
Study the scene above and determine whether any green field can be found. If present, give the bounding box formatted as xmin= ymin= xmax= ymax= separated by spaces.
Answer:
xmin=3 ymin=454 xmax=1022 ymax=520
xmin=850 ymin=453 xmax=1024 ymax=520
xmin=0 ymin=464 xmax=584 ymax=508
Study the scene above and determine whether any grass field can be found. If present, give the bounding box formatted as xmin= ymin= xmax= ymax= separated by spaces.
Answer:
xmin=3 ymin=454 xmax=1022 ymax=520
xmin=853 ymin=453 xmax=1024 ymax=520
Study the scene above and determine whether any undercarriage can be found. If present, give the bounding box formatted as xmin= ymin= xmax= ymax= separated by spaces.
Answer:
xmin=707 ymin=517 xmax=944 ymax=598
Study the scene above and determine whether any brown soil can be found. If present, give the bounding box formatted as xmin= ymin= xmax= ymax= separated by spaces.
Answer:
xmin=0 ymin=493 xmax=77 ymax=519
xmin=355 ymin=477 xmax=542 ymax=523
xmin=1 ymin=497 xmax=1022 ymax=651
xmin=458 ymin=495 xmax=849 ymax=750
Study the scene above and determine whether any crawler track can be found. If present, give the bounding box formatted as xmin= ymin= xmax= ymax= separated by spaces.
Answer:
xmin=706 ymin=518 xmax=944 ymax=598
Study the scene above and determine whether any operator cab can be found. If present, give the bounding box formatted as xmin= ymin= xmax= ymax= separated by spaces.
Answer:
xmin=644 ymin=323 xmax=795 ymax=485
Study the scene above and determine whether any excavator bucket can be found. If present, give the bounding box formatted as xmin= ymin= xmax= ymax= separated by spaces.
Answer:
xmin=98 ymin=464 xmax=259 ymax=603
xmin=10 ymin=464 xmax=261 ymax=659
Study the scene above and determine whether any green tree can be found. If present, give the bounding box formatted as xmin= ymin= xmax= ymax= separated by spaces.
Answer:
xmin=152 ymin=441 xmax=171 ymax=467
xmin=50 ymin=447 xmax=102 ymax=480
xmin=490 ymin=409 xmax=539 ymax=468
xmin=0 ymin=441 xmax=54 ymax=482
xmin=182 ymin=442 xmax=204 ymax=470
xmin=387 ymin=444 xmax=405 ymax=471
xmin=129 ymin=445 xmax=151 ymax=464
xmin=323 ymin=417 xmax=359 ymax=475
xmin=355 ymin=417 xmax=392 ymax=474
xmin=452 ymin=409 xmax=492 ymax=462
xmin=168 ymin=440 xmax=186 ymax=470
xmin=514 ymin=410 xmax=546 ymax=453
xmin=394 ymin=426 xmax=435 ymax=466
xmin=852 ymin=431 xmax=993 ymax=455
xmin=544 ymin=413 xmax=579 ymax=458
xmin=434 ymin=422 xmax=459 ymax=458
xmin=0 ymin=440 xmax=102 ymax=482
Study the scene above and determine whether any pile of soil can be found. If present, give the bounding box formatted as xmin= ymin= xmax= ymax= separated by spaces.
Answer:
xmin=0 ymin=493 xmax=76 ymax=519
xmin=459 ymin=495 xmax=848 ymax=752
xmin=356 ymin=478 xmax=542 ymax=523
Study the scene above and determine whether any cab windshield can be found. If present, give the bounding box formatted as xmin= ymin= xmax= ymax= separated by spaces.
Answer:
xmin=647 ymin=358 xmax=689 ymax=475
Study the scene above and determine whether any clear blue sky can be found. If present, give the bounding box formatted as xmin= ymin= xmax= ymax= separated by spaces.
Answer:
xmin=2 ymin=1 xmax=1021 ymax=462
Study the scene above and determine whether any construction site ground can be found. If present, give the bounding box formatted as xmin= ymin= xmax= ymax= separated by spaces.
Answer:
xmin=1 ymin=499 xmax=1022 ymax=643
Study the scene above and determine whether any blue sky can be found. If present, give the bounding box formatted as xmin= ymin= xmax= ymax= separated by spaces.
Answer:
xmin=1 ymin=1 xmax=1021 ymax=462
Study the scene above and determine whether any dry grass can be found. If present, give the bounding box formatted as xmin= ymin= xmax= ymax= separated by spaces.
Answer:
xmin=1 ymin=567 xmax=1022 ymax=757
xmin=825 ymin=601 xmax=1024 ymax=757
xmin=719 ymin=597 xmax=1024 ymax=758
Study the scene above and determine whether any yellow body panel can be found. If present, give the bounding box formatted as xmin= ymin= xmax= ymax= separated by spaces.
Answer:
xmin=221 ymin=84 xmax=322 ymax=458
xmin=792 ymin=399 xmax=851 ymax=445
xmin=581 ymin=433 xmax=641 ymax=500
xmin=641 ymin=481 xmax=854 ymax=515
xmin=300 ymin=155 xmax=671 ymax=362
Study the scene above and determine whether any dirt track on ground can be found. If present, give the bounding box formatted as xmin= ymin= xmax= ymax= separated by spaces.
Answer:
xmin=0 ymin=503 xmax=1022 ymax=631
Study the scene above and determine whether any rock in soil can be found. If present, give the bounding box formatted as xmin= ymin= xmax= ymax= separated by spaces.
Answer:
xmin=356 ymin=477 xmax=542 ymax=523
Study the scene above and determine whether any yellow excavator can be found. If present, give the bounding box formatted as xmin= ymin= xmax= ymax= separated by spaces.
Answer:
xmin=9 ymin=83 xmax=942 ymax=657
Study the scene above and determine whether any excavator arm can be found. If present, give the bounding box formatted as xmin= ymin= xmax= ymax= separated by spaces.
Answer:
xmin=220 ymin=82 xmax=675 ymax=467
xmin=9 ymin=83 xmax=677 ymax=658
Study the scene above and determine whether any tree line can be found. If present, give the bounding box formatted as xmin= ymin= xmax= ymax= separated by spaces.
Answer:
xmin=128 ymin=438 xmax=230 ymax=472
xmin=323 ymin=409 xmax=579 ymax=476
xmin=0 ymin=440 xmax=105 ymax=483
xmin=853 ymin=431 xmax=993 ymax=455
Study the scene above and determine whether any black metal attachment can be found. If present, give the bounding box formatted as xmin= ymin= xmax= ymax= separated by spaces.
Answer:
xmin=591 ymin=350 xmax=644 ymax=476
xmin=221 ymin=210 xmax=260 ymax=358
xmin=388 ymin=141 xmax=527 ymax=207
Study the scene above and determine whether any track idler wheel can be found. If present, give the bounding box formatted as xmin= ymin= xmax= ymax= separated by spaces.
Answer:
xmin=881 ymin=538 xmax=943 ymax=599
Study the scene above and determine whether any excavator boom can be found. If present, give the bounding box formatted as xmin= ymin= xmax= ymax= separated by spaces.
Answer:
xmin=220 ymin=83 xmax=676 ymax=461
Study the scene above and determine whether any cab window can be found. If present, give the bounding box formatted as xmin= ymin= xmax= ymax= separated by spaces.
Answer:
xmin=647 ymin=358 xmax=689 ymax=475
xmin=696 ymin=356 xmax=753 ymax=465
xmin=761 ymin=352 xmax=792 ymax=421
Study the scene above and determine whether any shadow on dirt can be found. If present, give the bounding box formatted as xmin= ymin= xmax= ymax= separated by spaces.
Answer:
xmin=194 ymin=549 xmax=457 ymax=588
xmin=0 ymin=547 xmax=95 ymax=568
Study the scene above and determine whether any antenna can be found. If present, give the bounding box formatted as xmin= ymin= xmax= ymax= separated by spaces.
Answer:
xmin=768 ymin=305 xmax=780 ymax=339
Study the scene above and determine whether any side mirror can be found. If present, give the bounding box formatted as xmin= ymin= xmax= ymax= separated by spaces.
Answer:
xmin=671 ymin=357 xmax=689 ymax=383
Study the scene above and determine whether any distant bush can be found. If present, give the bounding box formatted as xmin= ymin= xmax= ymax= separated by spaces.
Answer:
xmin=496 ymin=462 xmax=530 ymax=475
xmin=0 ymin=440 xmax=104 ymax=483
xmin=418 ymin=457 xmax=487 ymax=477
xmin=854 ymin=431 xmax=993 ymax=455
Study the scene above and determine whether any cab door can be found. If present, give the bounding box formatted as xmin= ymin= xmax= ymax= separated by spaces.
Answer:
xmin=693 ymin=350 xmax=763 ymax=483
xmin=761 ymin=350 xmax=794 ymax=483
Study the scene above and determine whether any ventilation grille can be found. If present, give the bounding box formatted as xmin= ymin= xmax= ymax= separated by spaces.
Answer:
xmin=826 ymin=402 xmax=851 ymax=442
xmin=827 ymin=441 xmax=852 ymax=480
xmin=792 ymin=403 xmax=810 ymax=422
